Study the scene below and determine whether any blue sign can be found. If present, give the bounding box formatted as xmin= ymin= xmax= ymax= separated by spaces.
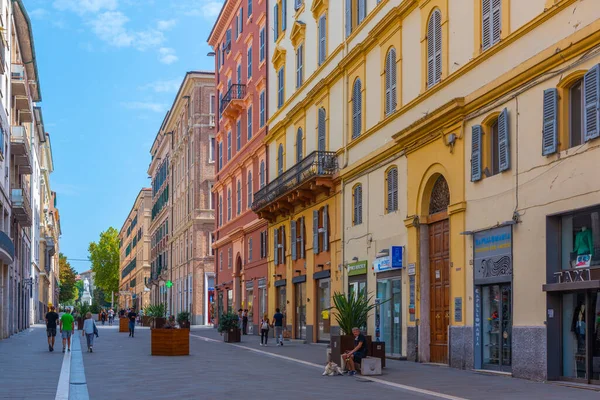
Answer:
xmin=391 ymin=246 xmax=403 ymax=268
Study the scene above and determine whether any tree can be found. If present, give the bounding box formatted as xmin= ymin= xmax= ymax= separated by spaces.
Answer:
xmin=59 ymin=254 xmax=77 ymax=304
xmin=74 ymin=280 xmax=84 ymax=303
xmin=89 ymin=227 xmax=120 ymax=300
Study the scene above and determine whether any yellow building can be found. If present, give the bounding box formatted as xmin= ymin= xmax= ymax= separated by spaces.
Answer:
xmin=118 ymin=189 xmax=152 ymax=311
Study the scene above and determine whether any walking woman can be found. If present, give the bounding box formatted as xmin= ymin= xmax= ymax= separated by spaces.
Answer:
xmin=82 ymin=312 xmax=97 ymax=352
xmin=260 ymin=314 xmax=270 ymax=346
xmin=101 ymin=310 xmax=107 ymax=326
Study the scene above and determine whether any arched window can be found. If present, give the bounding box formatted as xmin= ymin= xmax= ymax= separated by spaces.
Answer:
xmin=352 ymin=79 xmax=362 ymax=139
xmin=353 ymin=184 xmax=363 ymax=225
xmin=318 ymin=108 xmax=326 ymax=152
xmin=386 ymin=167 xmax=398 ymax=213
xmin=227 ymin=188 xmax=232 ymax=221
xmin=218 ymin=195 xmax=223 ymax=226
xmin=259 ymin=160 xmax=265 ymax=188
xmin=385 ymin=48 xmax=397 ymax=116
xmin=296 ymin=128 xmax=303 ymax=162
xmin=247 ymin=171 xmax=253 ymax=207
xmin=427 ymin=9 xmax=442 ymax=88
xmin=277 ymin=144 xmax=284 ymax=175
xmin=237 ymin=180 xmax=241 ymax=215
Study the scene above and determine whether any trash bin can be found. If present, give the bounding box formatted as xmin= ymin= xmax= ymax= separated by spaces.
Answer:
xmin=371 ymin=341 xmax=386 ymax=368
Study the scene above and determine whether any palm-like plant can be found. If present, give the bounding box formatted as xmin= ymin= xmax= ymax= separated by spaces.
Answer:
xmin=331 ymin=291 xmax=377 ymax=335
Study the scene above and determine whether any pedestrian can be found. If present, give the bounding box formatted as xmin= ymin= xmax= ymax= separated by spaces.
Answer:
xmin=272 ymin=308 xmax=284 ymax=346
xmin=127 ymin=308 xmax=137 ymax=337
xmin=82 ymin=312 xmax=98 ymax=353
xmin=260 ymin=314 xmax=270 ymax=346
xmin=119 ymin=308 xmax=125 ymax=318
xmin=108 ymin=308 xmax=114 ymax=326
xmin=45 ymin=305 xmax=59 ymax=352
xmin=237 ymin=309 xmax=243 ymax=331
xmin=242 ymin=309 xmax=248 ymax=335
xmin=59 ymin=307 xmax=75 ymax=353
xmin=342 ymin=327 xmax=368 ymax=376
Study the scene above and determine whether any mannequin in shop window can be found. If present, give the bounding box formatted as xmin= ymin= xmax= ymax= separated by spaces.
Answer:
xmin=573 ymin=226 xmax=594 ymax=258
xmin=571 ymin=302 xmax=586 ymax=351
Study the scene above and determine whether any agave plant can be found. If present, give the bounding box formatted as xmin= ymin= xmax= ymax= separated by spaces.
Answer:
xmin=331 ymin=291 xmax=377 ymax=335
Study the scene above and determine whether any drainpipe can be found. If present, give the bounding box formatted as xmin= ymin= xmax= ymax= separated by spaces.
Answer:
xmin=340 ymin=0 xmax=350 ymax=314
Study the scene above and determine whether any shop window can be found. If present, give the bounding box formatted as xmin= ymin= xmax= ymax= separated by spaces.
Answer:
xmin=560 ymin=208 xmax=599 ymax=270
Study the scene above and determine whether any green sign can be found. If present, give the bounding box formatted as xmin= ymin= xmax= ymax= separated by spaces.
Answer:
xmin=165 ymin=280 xmax=173 ymax=288
xmin=348 ymin=261 xmax=367 ymax=277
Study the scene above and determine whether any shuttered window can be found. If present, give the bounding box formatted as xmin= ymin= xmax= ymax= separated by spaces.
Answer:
xmin=345 ymin=0 xmax=352 ymax=37
xmin=357 ymin=0 xmax=366 ymax=25
xmin=427 ymin=9 xmax=442 ymax=88
xmin=291 ymin=220 xmax=297 ymax=261
xmin=227 ymin=131 xmax=232 ymax=160
xmin=542 ymin=88 xmax=558 ymax=156
xmin=248 ymin=0 xmax=252 ymax=16
xmin=237 ymin=180 xmax=241 ymax=215
xmin=471 ymin=125 xmax=482 ymax=182
xmin=277 ymin=67 xmax=284 ymax=108
xmin=247 ymin=106 xmax=253 ymax=140
xmin=281 ymin=0 xmax=287 ymax=31
xmin=352 ymin=79 xmax=362 ymax=139
xmin=385 ymin=48 xmax=397 ymax=116
xmin=318 ymin=15 xmax=327 ymax=65
xmin=322 ymin=205 xmax=329 ymax=252
xmin=313 ymin=210 xmax=320 ymax=254
xmin=260 ymin=160 xmax=266 ymax=188
xmin=278 ymin=144 xmax=284 ymax=175
xmin=386 ymin=167 xmax=398 ymax=213
xmin=583 ymin=64 xmax=600 ymax=142
xmin=296 ymin=43 xmax=304 ymax=88
xmin=218 ymin=195 xmax=223 ymax=226
xmin=497 ymin=108 xmax=510 ymax=172
xmin=274 ymin=3 xmax=279 ymax=41
xmin=318 ymin=108 xmax=326 ymax=152
xmin=247 ymin=172 xmax=253 ymax=208
xmin=259 ymin=91 xmax=266 ymax=127
xmin=227 ymin=189 xmax=232 ymax=221
xmin=482 ymin=0 xmax=501 ymax=51
xmin=259 ymin=27 xmax=266 ymax=62
xmin=353 ymin=184 xmax=363 ymax=225
xmin=296 ymin=128 xmax=303 ymax=162
xmin=236 ymin=120 xmax=241 ymax=151
xmin=274 ymin=228 xmax=279 ymax=265
xmin=247 ymin=46 xmax=253 ymax=79
xmin=248 ymin=238 xmax=253 ymax=262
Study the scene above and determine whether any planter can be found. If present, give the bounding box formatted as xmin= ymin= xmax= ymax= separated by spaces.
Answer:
xmin=119 ymin=317 xmax=129 ymax=333
xmin=151 ymin=328 xmax=190 ymax=356
xmin=179 ymin=320 xmax=190 ymax=329
xmin=223 ymin=327 xmax=241 ymax=343
xmin=77 ymin=317 xmax=84 ymax=331
xmin=330 ymin=334 xmax=372 ymax=366
xmin=142 ymin=316 xmax=152 ymax=327
xmin=152 ymin=317 xmax=166 ymax=329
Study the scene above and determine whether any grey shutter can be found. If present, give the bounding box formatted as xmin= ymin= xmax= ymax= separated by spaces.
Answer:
xmin=542 ymin=88 xmax=558 ymax=156
xmin=434 ymin=10 xmax=442 ymax=85
xmin=497 ymin=108 xmax=510 ymax=172
xmin=300 ymin=217 xmax=305 ymax=259
xmin=357 ymin=185 xmax=363 ymax=224
xmin=291 ymin=220 xmax=297 ymax=261
xmin=281 ymin=226 xmax=286 ymax=264
xmin=274 ymin=228 xmax=279 ymax=265
xmin=584 ymin=64 xmax=600 ymax=141
xmin=471 ymin=125 xmax=482 ymax=181
xmin=385 ymin=51 xmax=391 ymax=115
xmin=313 ymin=210 xmax=319 ymax=254
xmin=482 ymin=0 xmax=491 ymax=50
xmin=390 ymin=49 xmax=397 ymax=112
xmin=491 ymin=0 xmax=501 ymax=45
xmin=318 ymin=108 xmax=326 ymax=151
xmin=345 ymin=0 xmax=352 ymax=37
xmin=352 ymin=80 xmax=362 ymax=138
xmin=323 ymin=205 xmax=329 ymax=252
xmin=282 ymin=0 xmax=287 ymax=31
xmin=274 ymin=4 xmax=279 ymax=41
xmin=427 ymin=13 xmax=435 ymax=87
xmin=319 ymin=15 xmax=326 ymax=65
xmin=358 ymin=0 xmax=366 ymax=24
xmin=240 ymin=8 xmax=244 ymax=33
xmin=296 ymin=128 xmax=303 ymax=162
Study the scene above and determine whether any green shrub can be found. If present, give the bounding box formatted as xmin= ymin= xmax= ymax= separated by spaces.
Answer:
xmin=217 ymin=312 xmax=239 ymax=333
xmin=176 ymin=311 xmax=191 ymax=323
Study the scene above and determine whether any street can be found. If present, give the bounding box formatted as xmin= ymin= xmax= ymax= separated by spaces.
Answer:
xmin=1 ymin=324 xmax=599 ymax=400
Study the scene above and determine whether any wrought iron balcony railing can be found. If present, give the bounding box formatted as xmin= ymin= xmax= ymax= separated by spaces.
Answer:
xmin=220 ymin=84 xmax=246 ymax=113
xmin=252 ymin=151 xmax=338 ymax=212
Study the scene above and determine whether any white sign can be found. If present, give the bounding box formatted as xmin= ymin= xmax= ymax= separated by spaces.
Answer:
xmin=119 ymin=291 xmax=131 ymax=296
xmin=408 ymin=263 xmax=416 ymax=276
xmin=373 ymin=256 xmax=391 ymax=273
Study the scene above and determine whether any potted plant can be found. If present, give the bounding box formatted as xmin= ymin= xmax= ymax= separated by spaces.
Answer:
xmin=217 ymin=312 xmax=241 ymax=343
xmin=144 ymin=304 xmax=167 ymax=329
xmin=77 ymin=304 xmax=90 ymax=331
xmin=148 ymin=304 xmax=190 ymax=356
xmin=177 ymin=311 xmax=191 ymax=329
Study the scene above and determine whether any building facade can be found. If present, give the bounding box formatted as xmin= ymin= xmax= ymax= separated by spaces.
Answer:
xmin=118 ymin=189 xmax=152 ymax=311
xmin=208 ymin=0 xmax=269 ymax=334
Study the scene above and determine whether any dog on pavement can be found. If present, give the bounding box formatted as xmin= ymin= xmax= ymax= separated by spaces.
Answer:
xmin=322 ymin=361 xmax=344 ymax=376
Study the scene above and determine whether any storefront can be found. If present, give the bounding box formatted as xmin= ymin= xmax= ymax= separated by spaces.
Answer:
xmin=293 ymin=275 xmax=306 ymax=339
xmin=348 ymin=260 xmax=367 ymax=298
xmin=245 ymin=281 xmax=254 ymax=334
xmin=274 ymin=278 xmax=287 ymax=326
xmin=258 ymin=278 xmax=267 ymax=321
xmin=545 ymin=205 xmax=600 ymax=384
xmin=315 ymin=271 xmax=331 ymax=342
xmin=473 ymin=225 xmax=513 ymax=372
xmin=373 ymin=247 xmax=403 ymax=357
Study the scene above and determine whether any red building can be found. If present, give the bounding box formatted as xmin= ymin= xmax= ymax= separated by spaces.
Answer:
xmin=208 ymin=0 xmax=268 ymax=334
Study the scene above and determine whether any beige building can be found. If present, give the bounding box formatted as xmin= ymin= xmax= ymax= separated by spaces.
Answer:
xmin=118 ymin=189 xmax=152 ymax=311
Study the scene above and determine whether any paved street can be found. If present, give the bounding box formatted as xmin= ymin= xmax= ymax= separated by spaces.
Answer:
xmin=1 ymin=324 xmax=600 ymax=400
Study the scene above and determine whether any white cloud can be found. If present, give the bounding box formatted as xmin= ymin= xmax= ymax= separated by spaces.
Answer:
xmin=157 ymin=19 xmax=177 ymax=31
xmin=122 ymin=102 xmax=168 ymax=113
xmin=158 ymin=47 xmax=178 ymax=65
xmin=177 ymin=1 xmax=222 ymax=19
xmin=134 ymin=30 xmax=165 ymax=51
xmin=53 ymin=0 xmax=118 ymax=15
xmin=89 ymin=11 xmax=133 ymax=47
xmin=29 ymin=8 xmax=49 ymax=19
xmin=140 ymin=79 xmax=181 ymax=93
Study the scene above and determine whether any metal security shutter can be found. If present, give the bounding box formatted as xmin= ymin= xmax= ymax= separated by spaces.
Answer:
xmin=497 ymin=108 xmax=510 ymax=172
xmin=345 ymin=0 xmax=352 ymax=37
xmin=471 ymin=125 xmax=482 ymax=182
xmin=427 ymin=9 xmax=441 ymax=88
xmin=584 ymin=64 xmax=600 ymax=141
xmin=274 ymin=228 xmax=279 ymax=265
xmin=318 ymin=108 xmax=326 ymax=151
xmin=542 ymin=88 xmax=558 ymax=156
xmin=323 ymin=205 xmax=329 ymax=252
xmin=296 ymin=128 xmax=303 ymax=162
xmin=291 ymin=220 xmax=297 ymax=261
xmin=385 ymin=48 xmax=397 ymax=115
xmin=313 ymin=210 xmax=319 ymax=254
xmin=319 ymin=15 xmax=326 ymax=65
xmin=352 ymin=79 xmax=362 ymax=139
xmin=387 ymin=167 xmax=398 ymax=212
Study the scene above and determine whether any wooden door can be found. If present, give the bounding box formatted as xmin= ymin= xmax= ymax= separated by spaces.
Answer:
xmin=429 ymin=219 xmax=450 ymax=364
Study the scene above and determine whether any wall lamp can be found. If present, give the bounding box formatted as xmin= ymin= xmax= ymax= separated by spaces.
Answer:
xmin=316 ymin=264 xmax=324 ymax=269
xmin=352 ymin=257 xmax=359 ymax=262
xmin=295 ymin=269 xmax=302 ymax=275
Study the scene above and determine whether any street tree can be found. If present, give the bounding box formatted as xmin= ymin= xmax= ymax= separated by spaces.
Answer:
xmin=88 ymin=227 xmax=120 ymax=301
xmin=58 ymin=254 xmax=77 ymax=304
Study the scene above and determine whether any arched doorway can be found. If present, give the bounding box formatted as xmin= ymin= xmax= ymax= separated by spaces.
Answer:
xmin=428 ymin=175 xmax=450 ymax=364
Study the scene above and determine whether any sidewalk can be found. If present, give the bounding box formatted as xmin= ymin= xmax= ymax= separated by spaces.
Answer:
xmin=190 ymin=327 xmax=600 ymax=400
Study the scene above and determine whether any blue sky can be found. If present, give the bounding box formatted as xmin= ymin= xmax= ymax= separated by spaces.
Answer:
xmin=24 ymin=0 xmax=222 ymax=272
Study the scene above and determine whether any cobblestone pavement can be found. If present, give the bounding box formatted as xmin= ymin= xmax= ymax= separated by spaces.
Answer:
xmin=2 ymin=324 xmax=600 ymax=400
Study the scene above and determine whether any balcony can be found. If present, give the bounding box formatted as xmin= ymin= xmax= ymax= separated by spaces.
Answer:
xmin=11 ymin=187 xmax=32 ymax=226
xmin=0 ymin=230 xmax=14 ymax=264
xmin=11 ymin=126 xmax=32 ymax=174
xmin=252 ymin=151 xmax=338 ymax=220
xmin=11 ymin=64 xmax=26 ymax=97
xmin=220 ymin=84 xmax=247 ymax=119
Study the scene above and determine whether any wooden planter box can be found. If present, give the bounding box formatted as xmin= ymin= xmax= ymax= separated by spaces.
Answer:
xmin=119 ymin=317 xmax=129 ymax=333
xmin=152 ymin=317 xmax=166 ymax=329
xmin=142 ymin=316 xmax=152 ymax=327
xmin=223 ymin=327 xmax=241 ymax=343
xmin=77 ymin=318 xmax=84 ymax=331
xmin=330 ymin=335 xmax=372 ymax=366
xmin=179 ymin=321 xmax=190 ymax=329
xmin=151 ymin=329 xmax=190 ymax=356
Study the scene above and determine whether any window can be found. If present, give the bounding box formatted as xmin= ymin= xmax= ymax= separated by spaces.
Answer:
xmin=386 ymin=167 xmax=398 ymax=213
xmin=247 ymin=46 xmax=253 ymax=79
xmin=259 ymin=91 xmax=266 ymax=127
xmin=248 ymin=237 xmax=253 ymax=262
xmin=274 ymin=3 xmax=279 ymax=41
xmin=277 ymin=67 xmax=285 ymax=108
xmin=209 ymin=184 xmax=214 ymax=210
xmin=227 ymin=188 xmax=232 ymax=221
xmin=259 ymin=160 xmax=266 ymax=188
xmin=345 ymin=0 xmax=367 ymax=37
xmin=236 ymin=120 xmax=241 ymax=151
xmin=227 ymin=131 xmax=232 ymax=160
xmin=218 ymin=141 xmax=223 ymax=170
xmin=237 ymin=180 xmax=241 ymax=215
xmin=296 ymin=128 xmax=303 ymax=162
xmin=385 ymin=48 xmax=397 ymax=116
xmin=209 ymin=137 xmax=215 ymax=163
xmin=218 ymin=92 xmax=223 ymax=120
xmin=260 ymin=230 xmax=268 ymax=258
xmin=313 ymin=206 xmax=329 ymax=254
xmin=247 ymin=106 xmax=253 ymax=140
xmin=248 ymin=0 xmax=252 ymax=16
xmin=219 ymin=195 xmax=223 ymax=226
xmin=274 ymin=226 xmax=286 ymax=265
xmin=296 ymin=44 xmax=304 ymax=88
xmin=209 ymin=233 xmax=215 ymax=256
xmin=228 ymin=247 xmax=232 ymax=269
xmin=318 ymin=15 xmax=327 ymax=65
xmin=220 ymin=251 xmax=223 ymax=271
xmin=281 ymin=0 xmax=287 ymax=32
xmin=357 ymin=0 xmax=366 ymax=25
xmin=352 ymin=79 xmax=362 ymax=139
xmin=247 ymin=171 xmax=253 ymax=208
xmin=209 ymin=94 xmax=215 ymax=118
xmin=471 ymin=108 xmax=510 ymax=181
xmin=583 ymin=65 xmax=600 ymax=142
xmin=237 ymin=8 xmax=243 ymax=38
xmin=427 ymin=9 xmax=442 ymax=88
xmin=482 ymin=0 xmax=501 ymax=51
xmin=294 ymin=0 xmax=303 ymax=10
xmin=291 ymin=217 xmax=305 ymax=260
xmin=569 ymin=79 xmax=584 ymax=148
xmin=318 ymin=108 xmax=326 ymax=152
xmin=353 ymin=184 xmax=363 ymax=225
xmin=277 ymin=144 xmax=284 ymax=175
xmin=259 ymin=27 xmax=266 ymax=62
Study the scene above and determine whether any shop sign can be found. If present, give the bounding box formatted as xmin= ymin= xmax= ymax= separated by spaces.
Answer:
xmin=408 ymin=263 xmax=416 ymax=276
xmin=348 ymin=260 xmax=368 ymax=277
xmin=373 ymin=256 xmax=391 ymax=273
xmin=554 ymin=267 xmax=592 ymax=283
xmin=474 ymin=226 xmax=512 ymax=285
xmin=391 ymin=246 xmax=403 ymax=269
